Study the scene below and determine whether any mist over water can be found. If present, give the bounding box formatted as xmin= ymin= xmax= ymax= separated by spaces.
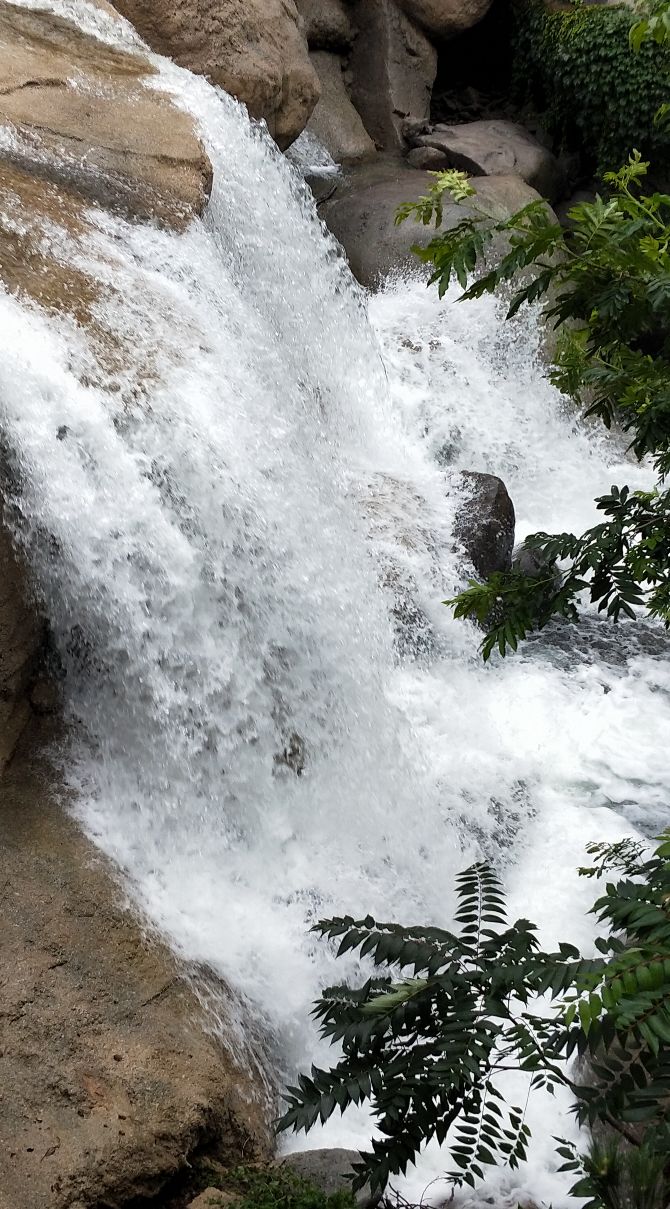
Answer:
xmin=1 ymin=4 xmax=670 ymax=1203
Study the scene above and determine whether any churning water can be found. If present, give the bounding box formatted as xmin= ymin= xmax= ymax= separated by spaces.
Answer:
xmin=1 ymin=2 xmax=670 ymax=1203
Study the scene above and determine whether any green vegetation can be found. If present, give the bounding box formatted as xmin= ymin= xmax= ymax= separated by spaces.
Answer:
xmin=511 ymin=0 xmax=670 ymax=174
xmin=279 ymin=837 xmax=670 ymax=1206
xmin=396 ymin=5 xmax=670 ymax=660
xmin=396 ymin=158 xmax=670 ymax=657
xmin=196 ymin=1163 xmax=357 ymax=1209
xmin=228 ymin=1165 xmax=356 ymax=1209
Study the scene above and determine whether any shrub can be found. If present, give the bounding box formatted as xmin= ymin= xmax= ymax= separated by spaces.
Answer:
xmin=511 ymin=0 xmax=670 ymax=175
xmin=394 ymin=157 xmax=670 ymax=657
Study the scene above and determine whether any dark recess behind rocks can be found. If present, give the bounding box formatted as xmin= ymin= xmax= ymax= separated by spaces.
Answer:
xmin=431 ymin=0 xmax=514 ymax=125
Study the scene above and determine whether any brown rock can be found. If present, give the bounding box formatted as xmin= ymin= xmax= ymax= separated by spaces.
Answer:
xmin=296 ymin=0 xmax=354 ymax=49
xmin=111 ymin=0 xmax=320 ymax=149
xmin=417 ymin=120 xmax=565 ymax=201
xmin=406 ymin=145 xmax=449 ymax=169
xmin=189 ymin=1190 xmax=241 ymax=1209
xmin=307 ymin=52 xmax=376 ymax=162
xmin=29 ymin=678 xmax=62 ymax=716
xmin=0 ymin=726 xmax=273 ymax=1209
xmin=0 ymin=161 xmax=101 ymax=325
xmin=321 ymin=162 xmax=546 ymax=287
xmin=0 ymin=3 xmax=213 ymax=229
xmin=398 ymin=0 xmax=494 ymax=38
xmin=348 ymin=0 xmax=437 ymax=153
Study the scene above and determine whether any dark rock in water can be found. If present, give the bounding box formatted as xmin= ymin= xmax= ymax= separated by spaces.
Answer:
xmin=274 ymin=731 xmax=307 ymax=776
xmin=0 ymin=526 xmax=46 ymax=769
xmin=513 ymin=540 xmax=556 ymax=581
xmin=277 ymin=1148 xmax=382 ymax=1208
xmin=455 ymin=470 xmax=515 ymax=579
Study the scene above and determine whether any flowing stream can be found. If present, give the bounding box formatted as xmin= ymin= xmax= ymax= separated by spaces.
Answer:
xmin=2 ymin=3 xmax=670 ymax=1204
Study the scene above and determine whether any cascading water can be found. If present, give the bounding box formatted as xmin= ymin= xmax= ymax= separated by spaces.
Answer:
xmin=2 ymin=2 xmax=670 ymax=1203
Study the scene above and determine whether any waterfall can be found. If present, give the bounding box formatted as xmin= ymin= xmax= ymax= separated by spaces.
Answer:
xmin=2 ymin=3 xmax=670 ymax=1204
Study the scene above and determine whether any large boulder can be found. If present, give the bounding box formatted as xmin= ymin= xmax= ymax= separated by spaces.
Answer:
xmin=0 ymin=727 xmax=273 ymax=1209
xmin=278 ymin=1149 xmax=381 ymax=1209
xmin=409 ymin=120 xmax=565 ymax=201
xmin=454 ymin=471 xmax=515 ymax=579
xmin=0 ymin=528 xmax=44 ymax=770
xmin=0 ymin=3 xmax=212 ymax=228
xmin=321 ymin=162 xmax=547 ymax=286
xmin=111 ymin=0 xmax=320 ymax=149
xmin=306 ymin=51 xmax=376 ymax=161
xmin=348 ymin=0 xmax=437 ymax=152
xmin=296 ymin=0 xmax=354 ymax=49
xmin=398 ymin=0 xmax=494 ymax=38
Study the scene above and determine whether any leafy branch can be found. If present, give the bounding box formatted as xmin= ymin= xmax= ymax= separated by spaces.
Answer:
xmin=278 ymin=837 xmax=670 ymax=1205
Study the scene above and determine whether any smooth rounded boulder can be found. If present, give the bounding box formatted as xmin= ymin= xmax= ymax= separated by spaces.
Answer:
xmin=321 ymin=162 xmax=549 ymax=287
xmin=111 ymin=0 xmax=320 ymax=149
xmin=410 ymin=120 xmax=566 ymax=202
xmin=398 ymin=0 xmax=494 ymax=38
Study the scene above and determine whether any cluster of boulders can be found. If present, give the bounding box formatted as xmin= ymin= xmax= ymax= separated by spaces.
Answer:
xmin=106 ymin=0 xmax=502 ymax=156
xmin=49 ymin=0 xmax=565 ymax=289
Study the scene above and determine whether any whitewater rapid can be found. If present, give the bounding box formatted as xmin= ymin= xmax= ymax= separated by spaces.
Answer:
xmin=1 ymin=3 xmax=669 ymax=1204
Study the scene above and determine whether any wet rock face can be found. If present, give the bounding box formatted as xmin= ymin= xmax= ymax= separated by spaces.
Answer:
xmin=0 ymin=528 xmax=44 ymax=770
xmin=454 ymin=470 xmax=515 ymax=579
xmin=0 ymin=729 xmax=273 ymax=1209
xmin=111 ymin=0 xmax=320 ymax=149
xmin=0 ymin=2 xmax=213 ymax=228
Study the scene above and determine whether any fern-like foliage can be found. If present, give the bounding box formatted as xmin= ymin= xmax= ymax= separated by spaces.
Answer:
xmin=278 ymin=839 xmax=670 ymax=1205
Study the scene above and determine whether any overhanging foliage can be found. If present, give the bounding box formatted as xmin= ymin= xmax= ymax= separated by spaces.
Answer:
xmin=278 ymin=839 xmax=670 ymax=1203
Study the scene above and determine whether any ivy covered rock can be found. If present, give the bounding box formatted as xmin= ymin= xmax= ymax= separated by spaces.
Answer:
xmin=512 ymin=0 xmax=670 ymax=174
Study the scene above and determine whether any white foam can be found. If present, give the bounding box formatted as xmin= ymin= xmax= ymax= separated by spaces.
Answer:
xmin=1 ymin=4 xmax=669 ymax=1203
